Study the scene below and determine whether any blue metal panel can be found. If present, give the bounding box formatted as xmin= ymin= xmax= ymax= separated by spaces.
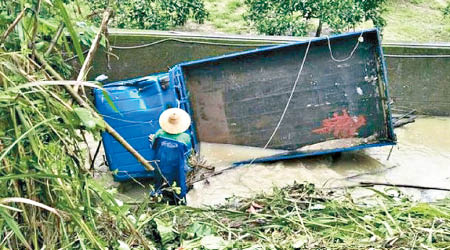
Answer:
xmin=233 ymin=141 xmax=396 ymax=165
xmin=169 ymin=66 xmax=200 ymax=152
xmin=94 ymin=73 xmax=197 ymax=181
xmin=376 ymin=31 xmax=397 ymax=142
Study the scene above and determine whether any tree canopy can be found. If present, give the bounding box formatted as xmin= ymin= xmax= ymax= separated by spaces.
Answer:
xmin=244 ymin=0 xmax=387 ymax=36
xmin=87 ymin=0 xmax=208 ymax=30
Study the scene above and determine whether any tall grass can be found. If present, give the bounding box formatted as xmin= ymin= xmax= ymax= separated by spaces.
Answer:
xmin=0 ymin=1 xmax=152 ymax=248
xmin=0 ymin=52 xmax=150 ymax=249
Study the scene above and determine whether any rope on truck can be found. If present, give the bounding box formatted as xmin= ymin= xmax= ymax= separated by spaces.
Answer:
xmin=258 ymin=33 xmax=364 ymax=159
xmin=326 ymin=33 xmax=364 ymax=62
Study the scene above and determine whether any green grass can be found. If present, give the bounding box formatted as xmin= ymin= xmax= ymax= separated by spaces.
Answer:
xmin=381 ymin=0 xmax=450 ymax=42
xmin=202 ymin=0 xmax=450 ymax=42
xmin=203 ymin=0 xmax=252 ymax=34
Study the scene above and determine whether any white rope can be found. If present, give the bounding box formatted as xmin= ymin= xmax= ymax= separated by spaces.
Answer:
xmin=64 ymin=39 xmax=275 ymax=62
xmin=262 ymin=39 xmax=312 ymax=149
xmin=326 ymin=32 xmax=363 ymax=62
xmin=248 ymin=34 xmax=361 ymax=164
xmin=241 ymin=33 xmax=362 ymax=167
xmin=110 ymin=38 xmax=275 ymax=50
xmin=193 ymin=39 xmax=313 ymax=180
xmin=241 ymin=33 xmax=363 ymax=167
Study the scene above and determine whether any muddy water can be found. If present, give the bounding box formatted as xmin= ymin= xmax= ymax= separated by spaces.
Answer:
xmin=186 ymin=116 xmax=450 ymax=206
xmin=110 ymin=117 xmax=450 ymax=206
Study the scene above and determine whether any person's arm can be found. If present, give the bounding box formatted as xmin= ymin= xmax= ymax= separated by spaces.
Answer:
xmin=180 ymin=133 xmax=193 ymax=155
xmin=149 ymin=129 xmax=163 ymax=147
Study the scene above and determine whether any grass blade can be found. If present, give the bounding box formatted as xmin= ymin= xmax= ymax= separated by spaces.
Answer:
xmin=0 ymin=173 xmax=69 ymax=181
xmin=102 ymin=90 xmax=119 ymax=113
xmin=0 ymin=198 xmax=60 ymax=217
xmin=54 ymin=0 xmax=85 ymax=64
xmin=0 ymin=117 xmax=57 ymax=162
xmin=0 ymin=208 xmax=32 ymax=250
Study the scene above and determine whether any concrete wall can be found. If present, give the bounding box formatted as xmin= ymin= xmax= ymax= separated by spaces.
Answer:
xmin=383 ymin=44 xmax=450 ymax=116
xmin=88 ymin=30 xmax=450 ymax=116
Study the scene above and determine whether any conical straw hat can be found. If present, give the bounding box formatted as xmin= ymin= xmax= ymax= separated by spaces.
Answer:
xmin=159 ymin=108 xmax=191 ymax=134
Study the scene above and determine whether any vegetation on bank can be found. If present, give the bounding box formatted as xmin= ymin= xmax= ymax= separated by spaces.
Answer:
xmin=0 ymin=1 xmax=139 ymax=248
xmin=199 ymin=0 xmax=450 ymax=42
xmin=0 ymin=0 xmax=449 ymax=249
xmin=113 ymin=182 xmax=450 ymax=249
xmin=381 ymin=0 xmax=450 ymax=42
xmin=87 ymin=0 xmax=208 ymax=30
xmin=142 ymin=183 xmax=450 ymax=249
xmin=243 ymin=0 xmax=387 ymax=37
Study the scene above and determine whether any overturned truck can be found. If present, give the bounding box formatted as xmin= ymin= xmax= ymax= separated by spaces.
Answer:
xmin=94 ymin=28 xmax=396 ymax=185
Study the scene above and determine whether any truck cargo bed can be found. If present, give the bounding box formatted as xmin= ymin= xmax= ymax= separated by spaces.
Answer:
xmin=170 ymin=29 xmax=396 ymax=163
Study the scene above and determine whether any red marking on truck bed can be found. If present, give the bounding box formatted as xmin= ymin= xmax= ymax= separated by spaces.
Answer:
xmin=312 ymin=109 xmax=366 ymax=138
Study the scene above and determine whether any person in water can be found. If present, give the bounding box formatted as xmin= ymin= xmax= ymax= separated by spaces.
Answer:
xmin=149 ymin=108 xmax=192 ymax=149
xmin=149 ymin=108 xmax=192 ymax=202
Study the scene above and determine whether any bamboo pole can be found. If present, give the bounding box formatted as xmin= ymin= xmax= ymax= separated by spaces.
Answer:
xmin=74 ymin=8 xmax=113 ymax=93
xmin=1 ymin=8 xmax=27 ymax=44
xmin=72 ymin=8 xmax=109 ymax=163
xmin=45 ymin=23 xmax=64 ymax=57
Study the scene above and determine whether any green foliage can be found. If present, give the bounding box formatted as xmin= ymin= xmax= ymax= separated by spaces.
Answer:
xmin=443 ymin=3 xmax=450 ymax=18
xmin=140 ymin=183 xmax=450 ymax=249
xmin=0 ymin=0 xmax=150 ymax=248
xmin=0 ymin=208 xmax=31 ymax=249
xmin=249 ymin=10 xmax=309 ymax=36
xmin=87 ymin=0 xmax=208 ymax=30
xmin=244 ymin=0 xmax=387 ymax=36
xmin=54 ymin=0 xmax=85 ymax=64
xmin=203 ymin=0 xmax=251 ymax=34
xmin=0 ymin=0 xmax=96 ymax=74
xmin=74 ymin=107 xmax=105 ymax=139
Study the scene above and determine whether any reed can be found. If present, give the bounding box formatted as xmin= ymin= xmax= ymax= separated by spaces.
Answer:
xmin=0 ymin=1 xmax=151 ymax=248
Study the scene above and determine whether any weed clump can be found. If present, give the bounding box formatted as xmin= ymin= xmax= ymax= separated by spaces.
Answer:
xmin=137 ymin=183 xmax=450 ymax=249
